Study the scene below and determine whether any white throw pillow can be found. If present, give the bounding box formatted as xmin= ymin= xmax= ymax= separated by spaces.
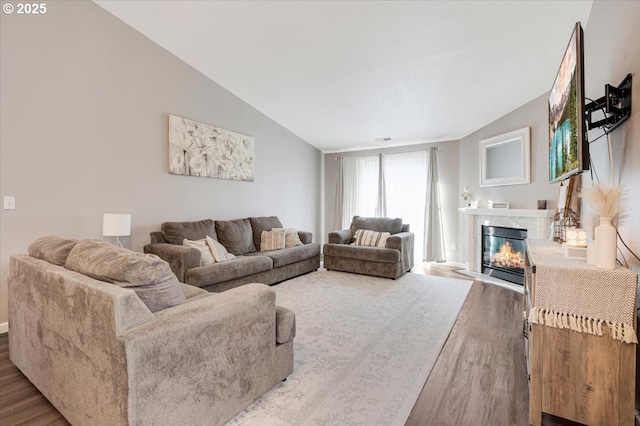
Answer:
xmin=206 ymin=236 xmax=236 ymax=262
xmin=352 ymin=229 xmax=391 ymax=248
xmin=183 ymin=238 xmax=215 ymax=265
xmin=272 ymin=227 xmax=304 ymax=248
xmin=260 ymin=229 xmax=286 ymax=251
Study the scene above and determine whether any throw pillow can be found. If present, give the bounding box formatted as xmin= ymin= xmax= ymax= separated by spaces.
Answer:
xmin=28 ymin=235 xmax=78 ymax=266
xmin=260 ymin=229 xmax=286 ymax=251
xmin=249 ymin=216 xmax=284 ymax=250
xmin=65 ymin=239 xmax=186 ymax=313
xmin=206 ymin=236 xmax=236 ymax=262
xmin=352 ymin=229 xmax=391 ymax=248
xmin=272 ymin=227 xmax=304 ymax=248
xmin=182 ymin=238 xmax=215 ymax=266
xmin=214 ymin=218 xmax=257 ymax=255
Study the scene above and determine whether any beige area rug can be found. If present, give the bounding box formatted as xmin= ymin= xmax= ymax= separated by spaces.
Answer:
xmin=228 ymin=270 xmax=472 ymax=426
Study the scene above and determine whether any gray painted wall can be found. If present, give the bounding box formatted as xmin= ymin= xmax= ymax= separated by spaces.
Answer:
xmin=0 ymin=1 xmax=322 ymax=324
xmin=324 ymin=141 xmax=460 ymax=262
xmin=458 ymin=93 xmax=557 ymax=213
xmin=582 ymin=1 xmax=640 ymax=302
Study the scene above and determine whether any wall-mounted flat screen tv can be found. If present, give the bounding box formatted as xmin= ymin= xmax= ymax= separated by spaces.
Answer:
xmin=548 ymin=22 xmax=588 ymax=183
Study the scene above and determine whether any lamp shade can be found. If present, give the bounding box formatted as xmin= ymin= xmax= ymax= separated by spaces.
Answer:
xmin=103 ymin=213 xmax=131 ymax=237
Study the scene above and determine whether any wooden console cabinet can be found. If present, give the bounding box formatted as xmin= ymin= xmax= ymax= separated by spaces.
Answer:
xmin=524 ymin=239 xmax=637 ymax=426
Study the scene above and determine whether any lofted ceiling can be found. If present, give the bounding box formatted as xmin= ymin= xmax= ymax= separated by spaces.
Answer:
xmin=94 ymin=1 xmax=593 ymax=153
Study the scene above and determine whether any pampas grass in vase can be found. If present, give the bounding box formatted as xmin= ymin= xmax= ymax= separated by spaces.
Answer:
xmin=582 ymin=184 xmax=623 ymax=269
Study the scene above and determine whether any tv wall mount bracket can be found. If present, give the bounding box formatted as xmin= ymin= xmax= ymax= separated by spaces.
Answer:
xmin=584 ymin=73 xmax=632 ymax=132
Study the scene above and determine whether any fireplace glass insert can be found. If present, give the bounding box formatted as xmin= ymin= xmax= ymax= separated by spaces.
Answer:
xmin=481 ymin=225 xmax=527 ymax=285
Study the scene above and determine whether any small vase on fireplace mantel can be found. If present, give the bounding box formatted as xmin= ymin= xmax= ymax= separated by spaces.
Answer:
xmin=594 ymin=217 xmax=616 ymax=269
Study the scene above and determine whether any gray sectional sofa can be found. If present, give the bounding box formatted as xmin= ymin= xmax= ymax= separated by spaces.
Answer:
xmin=144 ymin=216 xmax=321 ymax=292
xmin=9 ymin=236 xmax=295 ymax=426
xmin=323 ymin=216 xmax=415 ymax=279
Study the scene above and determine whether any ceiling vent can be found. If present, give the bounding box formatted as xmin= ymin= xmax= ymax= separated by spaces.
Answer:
xmin=374 ymin=137 xmax=392 ymax=143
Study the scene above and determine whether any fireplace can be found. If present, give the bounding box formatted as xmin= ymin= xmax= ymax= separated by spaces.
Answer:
xmin=481 ymin=225 xmax=527 ymax=285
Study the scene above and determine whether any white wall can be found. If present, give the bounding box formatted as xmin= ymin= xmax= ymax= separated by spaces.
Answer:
xmin=324 ymin=141 xmax=460 ymax=263
xmin=0 ymin=1 xmax=322 ymax=324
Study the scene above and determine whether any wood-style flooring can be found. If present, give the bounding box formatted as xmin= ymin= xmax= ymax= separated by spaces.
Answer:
xmin=0 ymin=264 xmax=590 ymax=425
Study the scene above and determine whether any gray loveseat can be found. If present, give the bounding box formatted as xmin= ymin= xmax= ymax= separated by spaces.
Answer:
xmin=144 ymin=216 xmax=321 ymax=292
xmin=323 ymin=216 xmax=415 ymax=279
xmin=9 ymin=236 xmax=295 ymax=426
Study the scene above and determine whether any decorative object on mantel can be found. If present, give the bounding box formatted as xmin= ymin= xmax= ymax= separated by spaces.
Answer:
xmin=488 ymin=200 xmax=509 ymax=209
xmin=460 ymin=186 xmax=477 ymax=208
xmin=168 ymin=114 xmax=255 ymax=182
xmin=461 ymin=186 xmax=471 ymax=200
xmin=479 ymin=127 xmax=530 ymax=187
xmin=583 ymin=184 xmax=623 ymax=270
xmin=103 ymin=213 xmax=131 ymax=247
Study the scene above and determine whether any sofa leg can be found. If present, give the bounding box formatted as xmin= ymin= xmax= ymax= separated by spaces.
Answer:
xmin=282 ymin=377 xmax=287 ymax=382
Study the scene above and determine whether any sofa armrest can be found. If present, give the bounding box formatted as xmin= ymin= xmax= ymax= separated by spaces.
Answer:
xmin=143 ymin=243 xmax=200 ymax=282
xmin=298 ymin=231 xmax=313 ymax=244
xmin=328 ymin=229 xmax=353 ymax=244
xmin=386 ymin=232 xmax=415 ymax=272
xmin=276 ymin=306 xmax=296 ymax=344
xmin=120 ymin=284 xmax=282 ymax=425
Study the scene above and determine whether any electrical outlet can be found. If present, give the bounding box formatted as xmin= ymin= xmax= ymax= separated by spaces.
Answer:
xmin=3 ymin=196 xmax=15 ymax=210
xmin=451 ymin=243 xmax=456 ymax=250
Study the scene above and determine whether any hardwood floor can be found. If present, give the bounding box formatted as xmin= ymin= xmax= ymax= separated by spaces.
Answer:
xmin=0 ymin=265 xmax=576 ymax=425
xmin=407 ymin=263 xmax=528 ymax=425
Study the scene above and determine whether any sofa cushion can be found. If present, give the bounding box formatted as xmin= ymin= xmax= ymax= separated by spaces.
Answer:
xmin=323 ymin=243 xmax=400 ymax=264
xmin=161 ymin=219 xmax=217 ymax=245
xmin=260 ymin=229 xmax=286 ymax=251
xmin=182 ymin=238 xmax=215 ymax=265
xmin=249 ymin=216 xmax=283 ymax=249
xmin=185 ymin=255 xmax=273 ymax=287
xmin=215 ymin=218 xmax=257 ymax=255
xmin=65 ymin=239 xmax=186 ymax=312
xmin=350 ymin=216 xmax=403 ymax=235
xmin=352 ymin=229 xmax=391 ymax=248
xmin=28 ymin=235 xmax=78 ymax=266
xmin=246 ymin=243 xmax=321 ymax=268
xmin=206 ymin=236 xmax=236 ymax=262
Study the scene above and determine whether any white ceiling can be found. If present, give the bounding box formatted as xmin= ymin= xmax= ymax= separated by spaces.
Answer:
xmin=94 ymin=1 xmax=593 ymax=153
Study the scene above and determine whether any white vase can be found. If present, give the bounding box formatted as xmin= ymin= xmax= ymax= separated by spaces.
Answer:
xmin=594 ymin=217 xmax=616 ymax=269
xmin=586 ymin=240 xmax=596 ymax=265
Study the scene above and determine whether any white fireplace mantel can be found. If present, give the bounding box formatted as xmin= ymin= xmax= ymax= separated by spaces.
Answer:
xmin=458 ymin=208 xmax=555 ymax=272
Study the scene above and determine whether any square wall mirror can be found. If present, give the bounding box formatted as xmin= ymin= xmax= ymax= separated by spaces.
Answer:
xmin=479 ymin=127 xmax=531 ymax=187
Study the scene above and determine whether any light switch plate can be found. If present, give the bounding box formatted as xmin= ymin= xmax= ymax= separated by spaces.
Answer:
xmin=4 ymin=196 xmax=16 ymax=210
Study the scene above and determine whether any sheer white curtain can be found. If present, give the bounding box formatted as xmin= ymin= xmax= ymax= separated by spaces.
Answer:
xmin=334 ymin=149 xmax=446 ymax=263
xmin=340 ymin=156 xmax=379 ymax=227
xmin=384 ymin=151 xmax=428 ymax=261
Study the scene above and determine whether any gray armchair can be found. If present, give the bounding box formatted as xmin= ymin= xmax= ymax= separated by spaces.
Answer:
xmin=9 ymin=238 xmax=295 ymax=426
xmin=323 ymin=216 xmax=414 ymax=279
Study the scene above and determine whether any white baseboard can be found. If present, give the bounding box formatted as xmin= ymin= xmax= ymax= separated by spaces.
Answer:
xmin=0 ymin=322 xmax=7 ymax=334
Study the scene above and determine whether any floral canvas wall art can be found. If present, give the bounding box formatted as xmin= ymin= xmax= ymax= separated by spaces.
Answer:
xmin=169 ymin=114 xmax=255 ymax=182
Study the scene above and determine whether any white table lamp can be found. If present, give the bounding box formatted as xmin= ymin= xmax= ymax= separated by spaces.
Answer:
xmin=103 ymin=213 xmax=131 ymax=247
